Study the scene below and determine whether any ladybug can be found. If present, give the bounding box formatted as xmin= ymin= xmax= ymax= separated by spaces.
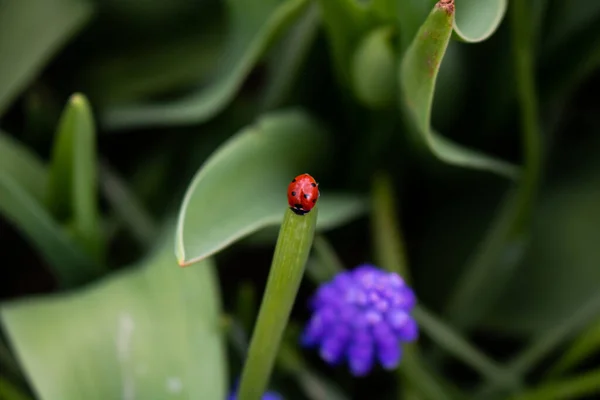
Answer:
xmin=287 ymin=173 xmax=320 ymax=215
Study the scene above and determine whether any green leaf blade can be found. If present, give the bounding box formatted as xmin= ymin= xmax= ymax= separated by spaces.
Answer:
xmin=0 ymin=0 xmax=93 ymax=115
xmin=399 ymin=0 xmax=518 ymax=179
xmin=47 ymin=94 xmax=103 ymax=260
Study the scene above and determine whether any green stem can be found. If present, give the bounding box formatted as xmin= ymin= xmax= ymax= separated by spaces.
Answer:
xmin=237 ymin=207 xmax=318 ymax=400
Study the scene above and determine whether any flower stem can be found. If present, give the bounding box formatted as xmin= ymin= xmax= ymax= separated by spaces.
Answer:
xmin=237 ymin=206 xmax=318 ymax=400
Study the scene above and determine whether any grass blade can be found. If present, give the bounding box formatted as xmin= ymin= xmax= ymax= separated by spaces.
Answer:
xmin=237 ymin=206 xmax=318 ymax=400
xmin=47 ymin=94 xmax=104 ymax=261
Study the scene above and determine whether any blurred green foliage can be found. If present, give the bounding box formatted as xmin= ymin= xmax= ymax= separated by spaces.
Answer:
xmin=0 ymin=0 xmax=599 ymax=399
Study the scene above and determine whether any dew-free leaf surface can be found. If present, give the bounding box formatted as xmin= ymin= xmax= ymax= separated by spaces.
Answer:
xmin=0 ymin=133 xmax=99 ymax=287
xmin=453 ymin=0 xmax=507 ymax=42
xmin=399 ymin=0 xmax=518 ymax=178
xmin=0 ymin=0 xmax=92 ymax=115
xmin=47 ymin=94 xmax=103 ymax=260
xmin=175 ymin=109 xmax=366 ymax=266
xmin=0 ymin=227 xmax=226 ymax=400
xmin=103 ymin=0 xmax=308 ymax=129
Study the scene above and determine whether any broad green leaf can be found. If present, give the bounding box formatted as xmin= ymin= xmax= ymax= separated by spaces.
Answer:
xmin=47 ymin=94 xmax=104 ymax=260
xmin=0 ymin=133 xmax=100 ymax=287
xmin=0 ymin=227 xmax=227 ymax=400
xmin=399 ymin=1 xmax=519 ymax=179
xmin=351 ymin=26 xmax=396 ymax=109
xmin=103 ymin=0 xmax=309 ymax=129
xmin=453 ymin=0 xmax=507 ymax=42
xmin=0 ymin=0 xmax=93 ymax=115
xmin=176 ymin=109 xmax=366 ymax=266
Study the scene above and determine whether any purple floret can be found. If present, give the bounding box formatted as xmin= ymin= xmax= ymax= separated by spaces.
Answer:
xmin=301 ymin=264 xmax=418 ymax=376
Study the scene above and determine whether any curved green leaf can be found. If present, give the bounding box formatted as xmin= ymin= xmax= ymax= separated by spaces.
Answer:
xmin=351 ymin=26 xmax=396 ymax=109
xmin=316 ymin=0 xmax=376 ymax=86
xmin=0 ymin=227 xmax=227 ymax=400
xmin=0 ymin=0 xmax=92 ymax=115
xmin=399 ymin=0 xmax=518 ymax=178
xmin=47 ymin=94 xmax=103 ymax=260
xmin=0 ymin=133 xmax=100 ymax=287
xmin=176 ymin=109 xmax=367 ymax=266
xmin=103 ymin=0 xmax=308 ymax=129
xmin=453 ymin=0 xmax=507 ymax=43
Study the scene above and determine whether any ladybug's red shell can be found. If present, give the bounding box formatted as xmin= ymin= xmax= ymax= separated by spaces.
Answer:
xmin=287 ymin=173 xmax=319 ymax=215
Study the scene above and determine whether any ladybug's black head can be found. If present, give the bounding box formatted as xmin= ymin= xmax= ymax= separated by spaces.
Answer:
xmin=290 ymin=206 xmax=307 ymax=216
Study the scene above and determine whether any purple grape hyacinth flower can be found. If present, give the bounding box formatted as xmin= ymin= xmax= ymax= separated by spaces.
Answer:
xmin=301 ymin=264 xmax=418 ymax=376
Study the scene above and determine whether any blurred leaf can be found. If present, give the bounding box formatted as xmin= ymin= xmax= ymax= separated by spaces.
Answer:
xmin=453 ymin=0 xmax=507 ymax=42
xmin=47 ymin=94 xmax=104 ymax=260
xmin=103 ymin=0 xmax=309 ymax=129
xmin=487 ymin=139 xmax=600 ymax=335
xmin=399 ymin=1 xmax=519 ymax=179
xmin=443 ymin=0 xmax=542 ymax=330
xmin=549 ymin=319 xmax=600 ymax=376
xmin=175 ymin=109 xmax=366 ymax=266
xmin=0 ymin=0 xmax=93 ymax=115
xmin=414 ymin=306 xmax=519 ymax=389
xmin=0 ymin=226 xmax=227 ymax=400
xmin=543 ymin=0 xmax=600 ymax=52
xmin=351 ymin=26 xmax=396 ymax=109
xmin=0 ymin=133 xmax=46 ymax=201
xmin=261 ymin=2 xmax=320 ymax=111
xmin=316 ymin=0 xmax=377 ymax=86
xmin=99 ymin=161 xmax=158 ymax=249
xmin=0 ymin=376 xmax=32 ymax=400
xmin=81 ymin=29 xmax=224 ymax=107
xmin=508 ymin=369 xmax=600 ymax=400
xmin=0 ymin=133 xmax=100 ymax=287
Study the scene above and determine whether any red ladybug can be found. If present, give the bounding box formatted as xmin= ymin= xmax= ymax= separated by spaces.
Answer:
xmin=287 ymin=173 xmax=320 ymax=215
